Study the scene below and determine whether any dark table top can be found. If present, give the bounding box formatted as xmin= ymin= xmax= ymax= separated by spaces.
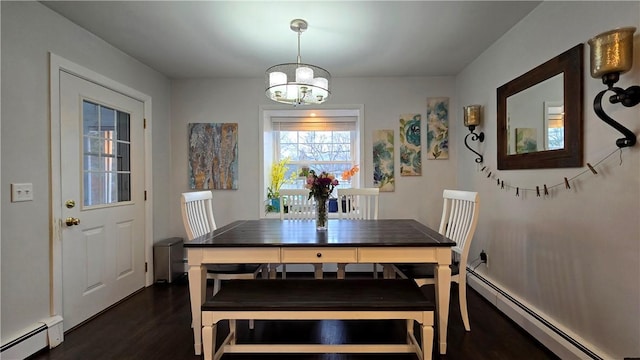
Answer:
xmin=184 ymin=219 xmax=455 ymax=248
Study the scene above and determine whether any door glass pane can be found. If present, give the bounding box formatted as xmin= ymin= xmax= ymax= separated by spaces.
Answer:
xmin=117 ymin=143 xmax=130 ymax=171
xmin=83 ymin=171 xmax=105 ymax=206
xmin=100 ymin=106 xmax=115 ymax=140
xmin=84 ymin=136 xmax=102 ymax=156
xmin=83 ymin=101 xmax=99 ymax=136
xmin=118 ymin=173 xmax=131 ymax=201
xmin=106 ymin=172 xmax=117 ymax=203
xmin=82 ymin=100 xmax=132 ymax=207
xmin=84 ymin=154 xmax=102 ymax=172
xmin=117 ymin=112 xmax=130 ymax=141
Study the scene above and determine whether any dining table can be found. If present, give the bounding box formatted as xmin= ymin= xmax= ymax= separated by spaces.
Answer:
xmin=184 ymin=218 xmax=455 ymax=356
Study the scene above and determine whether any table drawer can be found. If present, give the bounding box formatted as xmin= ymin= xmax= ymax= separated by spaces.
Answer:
xmin=358 ymin=247 xmax=445 ymax=263
xmin=198 ymin=248 xmax=281 ymax=264
xmin=281 ymin=248 xmax=358 ymax=263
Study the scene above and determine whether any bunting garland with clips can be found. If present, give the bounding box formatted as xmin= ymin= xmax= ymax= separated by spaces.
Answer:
xmin=479 ymin=148 xmax=625 ymax=197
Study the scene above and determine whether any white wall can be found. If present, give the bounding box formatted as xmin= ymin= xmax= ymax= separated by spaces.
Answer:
xmin=4 ymin=1 xmax=638 ymax=358
xmin=456 ymin=2 xmax=639 ymax=358
xmin=171 ymin=76 xmax=458 ymax=236
xmin=1 ymin=1 xmax=172 ymax=345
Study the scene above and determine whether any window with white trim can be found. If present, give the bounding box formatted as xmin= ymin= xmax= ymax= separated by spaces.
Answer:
xmin=260 ymin=107 xmax=363 ymax=216
xmin=273 ymin=116 xmax=359 ymax=189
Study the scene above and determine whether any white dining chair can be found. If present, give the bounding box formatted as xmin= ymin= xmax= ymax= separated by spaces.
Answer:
xmin=337 ymin=187 xmax=379 ymax=220
xmin=279 ymin=189 xmax=316 ymax=220
xmin=278 ymin=189 xmax=323 ymax=279
xmin=181 ymin=191 xmax=267 ymax=328
xmin=336 ymin=187 xmax=380 ymax=278
xmin=390 ymin=189 xmax=480 ymax=331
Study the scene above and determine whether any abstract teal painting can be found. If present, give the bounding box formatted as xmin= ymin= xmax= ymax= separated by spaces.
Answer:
xmin=188 ymin=123 xmax=238 ymax=190
xmin=399 ymin=113 xmax=422 ymax=176
xmin=426 ymin=97 xmax=449 ymax=159
xmin=373 ymin=129 xmax=394 ymax=192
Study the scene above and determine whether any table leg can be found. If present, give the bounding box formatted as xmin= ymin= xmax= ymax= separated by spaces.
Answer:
xmin=188 ymin=264 xmax=207 ymax=355
xmin=434 ymin=263 xmax=451 ymax=354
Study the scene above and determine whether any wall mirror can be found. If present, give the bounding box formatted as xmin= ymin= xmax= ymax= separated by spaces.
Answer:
xmin=497 ymin=44 xmax=584 ymax=170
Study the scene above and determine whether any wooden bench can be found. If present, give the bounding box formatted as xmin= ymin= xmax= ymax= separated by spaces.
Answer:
xmin=201 ymin=279 xmax=434 ymax=360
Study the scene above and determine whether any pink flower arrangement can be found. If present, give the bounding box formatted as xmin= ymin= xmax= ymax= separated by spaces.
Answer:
xmin=305 ymin=170 xmax=339 ymax=200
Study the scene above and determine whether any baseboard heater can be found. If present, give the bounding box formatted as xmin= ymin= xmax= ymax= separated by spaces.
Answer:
xmin=0 ymin=316 xmax=63 ymax=359
xmin=466 ymin=268 xmax=607 ymax=360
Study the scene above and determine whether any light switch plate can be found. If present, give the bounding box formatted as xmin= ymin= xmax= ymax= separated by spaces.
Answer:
xmin=11 ymin=183 xmax=33 ymax=202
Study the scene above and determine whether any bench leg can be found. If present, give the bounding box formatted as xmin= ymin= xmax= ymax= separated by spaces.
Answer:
xmin=421 ymin=323 xmax=434 ymax=360
xmin=202 ymin=322 xmax=216 ymax=360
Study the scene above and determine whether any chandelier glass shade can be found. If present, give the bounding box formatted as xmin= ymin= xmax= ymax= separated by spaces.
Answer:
xmin=265 ymin=19 xmax=331 ymax=105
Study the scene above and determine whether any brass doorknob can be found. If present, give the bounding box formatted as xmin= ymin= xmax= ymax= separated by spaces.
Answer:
xmin=65 ymin=217 xmax=80 ymax=226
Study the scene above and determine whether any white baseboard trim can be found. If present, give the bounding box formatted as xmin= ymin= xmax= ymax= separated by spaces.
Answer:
xmin=467 ymin=269 xmax=613 ymax=360
xmin=0 ymin=316 xmax=64 ymax=359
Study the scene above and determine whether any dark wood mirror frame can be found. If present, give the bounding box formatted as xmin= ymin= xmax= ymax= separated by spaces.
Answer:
xmin=497 ymin=44 xmax=584 ymax=170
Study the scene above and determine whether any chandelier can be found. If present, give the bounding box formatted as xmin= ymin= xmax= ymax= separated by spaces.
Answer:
xmin=265 ymin=19 xmax=331 ymax=106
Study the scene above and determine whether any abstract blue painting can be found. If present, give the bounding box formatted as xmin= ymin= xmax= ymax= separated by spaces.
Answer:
xmin=426 ymin=97 xmax=449 ymax=160
xmin=399 ymin=113 xmax=422 ymax=176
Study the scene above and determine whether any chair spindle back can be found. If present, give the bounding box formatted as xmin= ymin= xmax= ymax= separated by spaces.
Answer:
xmin=438 ymin=189 xmax=480 ymax=267
xmin=337 ymin=188 xmax=380 ymax=220
xmin=181 ymin=191 xmax=217 ymax=240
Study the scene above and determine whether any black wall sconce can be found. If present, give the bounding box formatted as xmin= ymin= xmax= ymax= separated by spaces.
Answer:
xmin=588 ymin=26 xmax=639 ymax=148
xmin=463 ymin=104 xmax=484 ymax=163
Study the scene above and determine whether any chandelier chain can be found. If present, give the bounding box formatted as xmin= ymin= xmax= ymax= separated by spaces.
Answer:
xmin=297 ymin=30 xmax=302 ymax=64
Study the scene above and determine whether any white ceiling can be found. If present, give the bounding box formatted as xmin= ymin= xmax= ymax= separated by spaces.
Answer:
xmin=41 ymin=1 xmax=541 ymax=80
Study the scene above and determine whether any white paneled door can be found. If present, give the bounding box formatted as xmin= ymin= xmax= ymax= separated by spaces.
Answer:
xmin=60 ymin=71 xmax=145 ymax=331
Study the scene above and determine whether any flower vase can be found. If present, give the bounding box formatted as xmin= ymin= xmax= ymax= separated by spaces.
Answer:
xmin=315 ymin=197 xmax=329 ymax=230
xmin=271 ymin=198 xmax=280 ymax=212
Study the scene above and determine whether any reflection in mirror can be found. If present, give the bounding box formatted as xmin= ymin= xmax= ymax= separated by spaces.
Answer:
xmin=497 ymin=44 xmax=583 ymax=170
xmin=544 ymin=101 xmax=564 ymax=150
xmin=506 ymin=74 xmax=563 ymax=154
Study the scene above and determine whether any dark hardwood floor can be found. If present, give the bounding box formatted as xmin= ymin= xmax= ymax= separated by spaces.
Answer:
xmin=30 ymin=274 xmax=558 ymax=360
